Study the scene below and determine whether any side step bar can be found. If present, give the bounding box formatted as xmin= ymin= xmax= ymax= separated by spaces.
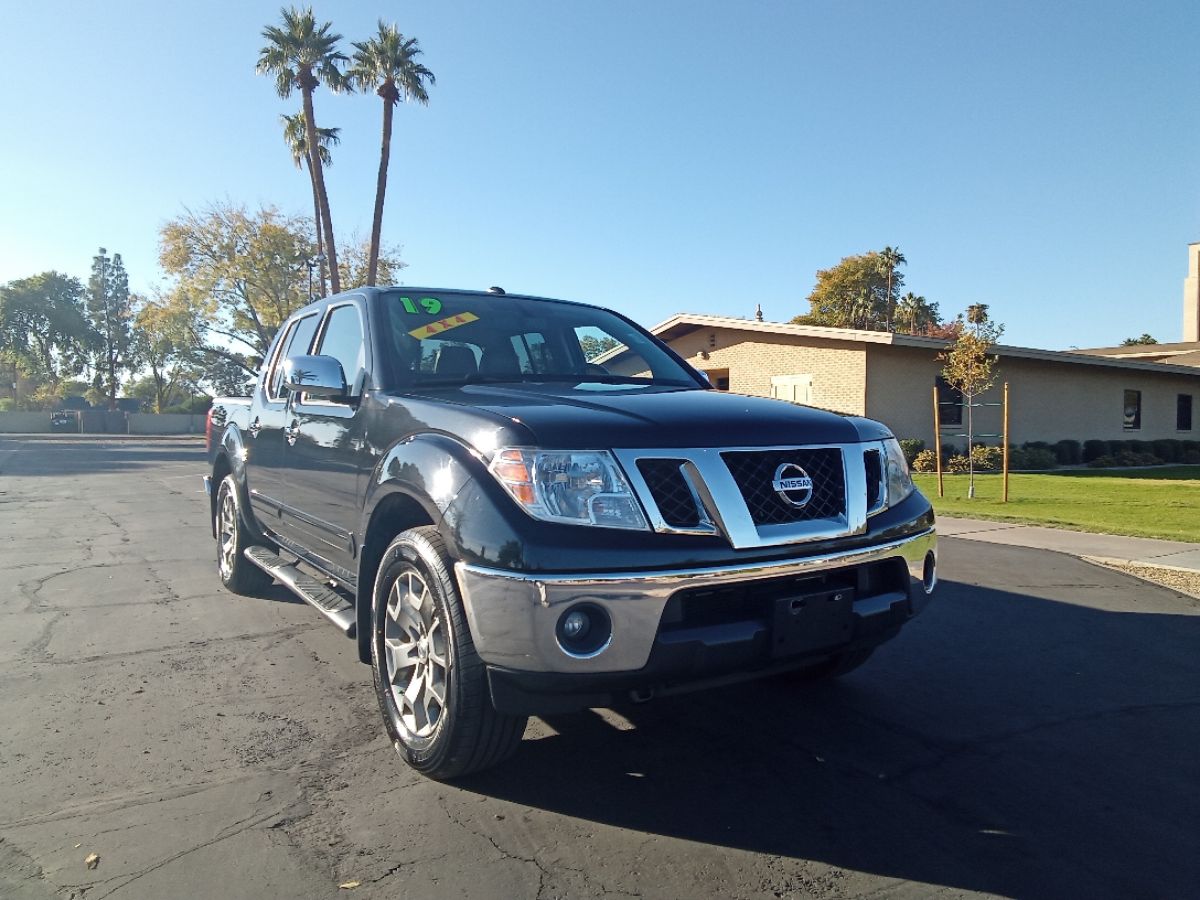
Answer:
xmin=244 ymin=546 xmax=356 ymax=637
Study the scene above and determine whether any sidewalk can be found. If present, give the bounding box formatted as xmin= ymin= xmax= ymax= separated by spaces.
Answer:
xmin=939 ymin=516 xmax=1200 ymax=574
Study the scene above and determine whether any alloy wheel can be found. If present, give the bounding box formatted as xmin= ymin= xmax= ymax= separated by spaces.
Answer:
xmin=383 ymin=568 xmax=450 ymax=739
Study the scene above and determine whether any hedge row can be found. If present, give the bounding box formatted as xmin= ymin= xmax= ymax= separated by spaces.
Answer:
xmin=905 ymin=438 xmax=1200 ymax=473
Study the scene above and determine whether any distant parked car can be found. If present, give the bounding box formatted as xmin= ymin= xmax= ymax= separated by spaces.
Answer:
xmin=50 ymin=411 xmax=78 ymax=433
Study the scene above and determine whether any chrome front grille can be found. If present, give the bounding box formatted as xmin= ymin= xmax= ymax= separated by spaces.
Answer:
xmin=635 ymin=459 xmax=701 ymax=528
xmin=720 ymin=448 xmax=845 ymax=525
xmin=614 ymin=443 xmax=870 ymax=550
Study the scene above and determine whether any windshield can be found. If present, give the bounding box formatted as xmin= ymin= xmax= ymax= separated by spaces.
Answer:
xmin=377 ymin=291 xmax=700 ymax=389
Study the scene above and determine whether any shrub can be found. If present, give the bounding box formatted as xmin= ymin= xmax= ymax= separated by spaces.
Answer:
xmin=1152 ymin=439 xmax=1180 ymax=463
xmin=0 ymin=398 xmax=13 ymax=412
xmin=1054 ymin=440 xmax=1082 ymax=465
xmin=970 ymin=444 xmax=1003 ymax=471
xmin=1183 ymin=450 xmax=1200 ymax=465
xmin=1087 ymin=455 xmax=1117 ymax=468
xmin=1083 ymin=439 xmax=1108 ymax=462
xmin=1183 ymin=440 xmax=1200 ymax=456
xmin=1107 ymin=440 xmax=1131 ymax=457
xmin=898 ymin=439 xmax=925 ymax=466
xmin=945 ymin=454 xmax=971 ymax=474
xmin=911 ymin=449 xmax=939 ymax=473
xmin=1010 ymin=447 xmax=1057 ymax=470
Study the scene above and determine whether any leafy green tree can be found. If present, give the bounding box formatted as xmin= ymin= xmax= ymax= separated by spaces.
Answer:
xmin=158 ymin=203 xmax=405 ymax=378
xmin=579 ymin=335 xmax=619 ymax=361
xmin=940 ymin=308 xmax=1004 ymax=499
xmin=160 ymin=203 xmax=312 ymax=370
xmin=337 ymin=233 xmax=407 ymax=289
xmin=86 ymin=249 xmax=134 ymax=410
xmin=895 ymin=292 xmax=941 ymax=335
xmin=0 ymin=272 xmax=92 ymax=393
xmin=131 ymin=293 xmax=207 ymax=413
xmin=792 ymin=252 xmax=890 ymax=330
xmin=258 ymin=6 xmax=350 ymax=294
xmin=349 ymin=21 xmax=435 ymax=286
xmin=1121 ymin=333 xmax=1158 ymax=346
xmin=281 ymin=110 xmax=340 ymax=297
xmin=879 ymin=246 xmax=906 ymax=329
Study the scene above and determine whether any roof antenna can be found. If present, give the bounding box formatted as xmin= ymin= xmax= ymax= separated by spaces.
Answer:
xmin=755 ymin=303 xmax=764 ymax=322
xmin=487 ymin=286 xmax=506 ymax=295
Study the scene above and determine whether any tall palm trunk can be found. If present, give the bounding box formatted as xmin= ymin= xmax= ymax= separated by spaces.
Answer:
xmin=302 ymin=82 xmax=340 ymax=294
xmin=885 ymin=268 xmax=894 ymax=331
xmin=306 ymin=164 xmax=328 ymax=297
xmin=367 ymin=89 xmax=395 ymax=286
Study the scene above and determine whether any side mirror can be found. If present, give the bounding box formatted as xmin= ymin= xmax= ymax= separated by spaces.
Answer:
xmin=696 ymin=370 xmax=713 ymax=388
xmin=283 ymin=354 xmax=348 ymax=400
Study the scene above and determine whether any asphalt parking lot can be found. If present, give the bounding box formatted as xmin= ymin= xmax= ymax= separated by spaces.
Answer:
xmin=1 ymin=437 xmax=1198 ymax=900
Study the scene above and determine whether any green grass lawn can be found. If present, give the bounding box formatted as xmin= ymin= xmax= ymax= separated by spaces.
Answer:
xmin=912 ymin=467 xmax=1200 ymax=542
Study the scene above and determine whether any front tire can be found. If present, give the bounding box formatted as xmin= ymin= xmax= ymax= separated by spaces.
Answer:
xmin=371 ymin=527 xmax=527 ymax=780
xmin=215 ymin=475 xmax=272 ymax=595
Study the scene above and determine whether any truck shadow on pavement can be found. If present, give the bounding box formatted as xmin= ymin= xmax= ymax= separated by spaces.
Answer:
xmin=0 ymin=439 xmax=204 ymax=476
xmin=461 ymin=569 xmax=1200 ymax=900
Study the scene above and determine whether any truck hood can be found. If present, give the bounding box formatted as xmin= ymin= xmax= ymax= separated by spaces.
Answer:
xmin=415 ymin=383 xmax=871 ymax=449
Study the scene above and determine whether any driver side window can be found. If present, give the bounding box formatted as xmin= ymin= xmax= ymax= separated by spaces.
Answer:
xmin=314 ymin=304 xmax=366 ymax=396
xmin=267 ymin=313 xmax=319 ymax=401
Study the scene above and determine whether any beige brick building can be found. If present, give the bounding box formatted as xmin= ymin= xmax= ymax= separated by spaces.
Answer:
xmin=620 ymin=314 xmax=1199 ymax=448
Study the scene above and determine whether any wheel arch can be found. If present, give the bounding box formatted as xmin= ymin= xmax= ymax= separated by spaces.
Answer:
xmin=356 ymin=490 xmax=437 ymax=662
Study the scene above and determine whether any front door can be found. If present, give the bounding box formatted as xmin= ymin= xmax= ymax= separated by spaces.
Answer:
xmin=279 ymin=301 xmax=369 ymax=579
xmin=245 ymin=312 xmax=321 ymax=527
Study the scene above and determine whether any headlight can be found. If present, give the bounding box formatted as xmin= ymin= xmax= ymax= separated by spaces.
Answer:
xmin=881 ymin=438 xmax=915 ymax=507
xmin=488 ymin=449 xmax=649 ymax=530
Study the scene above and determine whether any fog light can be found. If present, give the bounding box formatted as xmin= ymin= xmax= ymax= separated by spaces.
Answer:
xmin=561 ymin=610 xmax=590 ymax=640
xmin=555 ymin=603 xmax=612 ymax=659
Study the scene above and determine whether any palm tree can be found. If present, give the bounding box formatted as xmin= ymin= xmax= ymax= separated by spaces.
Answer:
xmin=349 ymin=21 xmax=435 ymax=286
xmin=896 ymin=292 xmax=936 ymax=335
xmin=281 ymin=112 xmax=340 ymax=296
xmin=257 ymin=6 xmax=350 ymax=294
xmin=879 ymin=246 xmax=906 ymax=331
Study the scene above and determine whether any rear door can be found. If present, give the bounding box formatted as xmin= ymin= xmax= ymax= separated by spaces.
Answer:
xmin=245 ymin=312 xmax=321 ymax=525
xmin=278 ymin=299 xmax=370 ymax=577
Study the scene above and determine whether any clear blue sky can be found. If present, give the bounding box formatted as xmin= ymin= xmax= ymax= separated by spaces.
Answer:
xmin=2 ymin=0 xmax=1197 ymax=349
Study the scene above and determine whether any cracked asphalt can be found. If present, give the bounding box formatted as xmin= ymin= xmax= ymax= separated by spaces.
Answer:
xmin=1 ymin=437 xmax=1198 ymax=900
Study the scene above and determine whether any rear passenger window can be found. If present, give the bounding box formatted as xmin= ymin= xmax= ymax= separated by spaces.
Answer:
xmin=267 ymin=313 xmax=320 ymax=400
xmin=315 ymin=305 xmax=366 ymax=395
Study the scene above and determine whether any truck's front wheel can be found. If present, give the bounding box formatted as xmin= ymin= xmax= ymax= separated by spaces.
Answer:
xmin=371 ymin=527 xmax=527 ymax=780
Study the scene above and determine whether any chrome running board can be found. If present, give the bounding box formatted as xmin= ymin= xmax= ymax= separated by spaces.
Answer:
xmin=244 ymin=545 xmax=356 ymax=637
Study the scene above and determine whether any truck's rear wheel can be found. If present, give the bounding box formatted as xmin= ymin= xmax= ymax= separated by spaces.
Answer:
xmin=215 ymin=475 xmax=272 ymax=595
xmin=371 ymin=527 xmax=527 ymax=780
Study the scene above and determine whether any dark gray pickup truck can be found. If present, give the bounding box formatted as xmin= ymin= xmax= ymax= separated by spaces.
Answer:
xmin=205 ymin=287 xmax=937 ymax=779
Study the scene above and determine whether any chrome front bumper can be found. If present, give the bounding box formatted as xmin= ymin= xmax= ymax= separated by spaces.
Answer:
xmin=455 ymin=527 xmax=937 ymax=674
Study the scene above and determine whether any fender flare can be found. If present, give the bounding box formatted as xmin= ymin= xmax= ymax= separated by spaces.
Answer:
xmin=354 ymin=433 xmax=489 ymax=661
xmin=208 ymin=424 xmax=261 ymax=541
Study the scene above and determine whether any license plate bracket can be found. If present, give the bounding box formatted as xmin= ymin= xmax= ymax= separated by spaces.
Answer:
xmin=771 ymin=586 xmax=855 ymax=658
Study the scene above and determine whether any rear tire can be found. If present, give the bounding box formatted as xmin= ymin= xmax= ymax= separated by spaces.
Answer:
xmin=371 ymin=527 xmax=527 ymax=780
xmin=215 ymin=475 xmax=272 ymax=595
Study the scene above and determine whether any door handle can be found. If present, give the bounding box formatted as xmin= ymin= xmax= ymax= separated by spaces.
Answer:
xmin=247 ymin=417 xmax=262 ymax=439
xmin=284 ymin=419 xmax=300 ymax=446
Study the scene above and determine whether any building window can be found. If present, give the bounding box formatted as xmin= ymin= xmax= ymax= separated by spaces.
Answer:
xmin=703 ymin=368 xmax=730 ymax=391
xmin=1179 ymin=394 xmax=1194 ymax=432
xmin=935 ymin=377 xmax=963 ymax=427
xmin=1123 ymin=389 xmax=1142 ymax=431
